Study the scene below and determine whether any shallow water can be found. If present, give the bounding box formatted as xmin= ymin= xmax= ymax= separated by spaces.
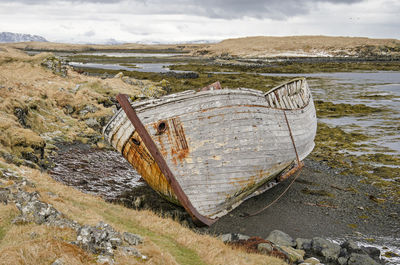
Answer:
xmin=69 ymin=61 xmax=193 ymax=73
xmin=78 ymin=52 xmax=185 ymax=57
xmin=306 ymin=72 xmax=400 ymax=156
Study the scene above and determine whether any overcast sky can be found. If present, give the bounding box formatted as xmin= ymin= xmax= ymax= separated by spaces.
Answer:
xmin=0 ymin=0 xmax=399 ymax=43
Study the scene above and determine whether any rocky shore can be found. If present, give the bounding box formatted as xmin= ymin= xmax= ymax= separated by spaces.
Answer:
xmin=1 ymin=167 xmax=146 ymax=265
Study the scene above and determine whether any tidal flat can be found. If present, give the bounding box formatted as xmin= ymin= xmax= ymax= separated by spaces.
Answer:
xmin=65 ymin=51 xmax=400 ymax=202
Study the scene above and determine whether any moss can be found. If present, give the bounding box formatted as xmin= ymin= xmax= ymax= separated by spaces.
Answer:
xmin=310 ymin=122 xmax=400 ymax=201
xmin=315 ymin=100 xmax=383 ymax=118
xmin=384 ymin=251 xmax=400 ymax=258
xmin=169 ymin=60 xmax=400 ymax=74
xmin=77 ymin=67 xmax=290 ymax=94
xmin=347 ymin=223 xmax=358 ymax=229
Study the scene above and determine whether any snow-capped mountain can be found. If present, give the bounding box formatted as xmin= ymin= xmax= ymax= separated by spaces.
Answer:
xmin=0 ymin=32 xmax=48 ymax=43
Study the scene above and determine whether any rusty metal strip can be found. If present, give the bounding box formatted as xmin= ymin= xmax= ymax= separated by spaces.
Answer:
xmin=283 ymin=110 xmax=301 ymax=166
xmin=116 ymin=94 xmax=217 ymax=226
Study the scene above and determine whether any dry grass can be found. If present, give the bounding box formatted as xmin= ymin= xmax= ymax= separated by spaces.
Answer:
xmin=0 ymin=48 xmax=286 ymax=264
xmin=0 ymin=162 xmax=286 ymax=265
xmin=194 ymin=35 xmax=400 ymax=57
xmin=0 ymin=47 xmax=148 ymax=163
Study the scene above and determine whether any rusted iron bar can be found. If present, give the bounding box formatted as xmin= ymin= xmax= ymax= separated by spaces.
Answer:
xmin=116 ymin=94 xmax=216 ymax=226
xmin=283 ymin=110 xmax=301 ymax=166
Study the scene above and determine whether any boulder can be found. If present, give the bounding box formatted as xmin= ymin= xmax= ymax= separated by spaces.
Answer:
xmin=266 ymin=230 xmax=296 ymax=247
xmin=296 ymin=237 xmax=312 ymax=250
xmin=302 ymin=257 xmax=321 ymax=264
xmin=97 ymin=255 xmax=114 ymax=265
xmin=76 ymin=221 xmax=122 ymax=256
xmin=279 ymin=246 xmax=305 ymax=263
xmin=257 ymin=242 xmax=273 ymax=254
xmin=123 ymin=232 xmax=143 ymax=246
xmin=120 ymin=246 xmax=147 ymax=259
xmin=219 ymin=233 xmax=250 ymax=243
xmin=341 ymin=240 xmax=363 ymax=254
xmin=311 ymin=237 xmax=341 ymax=262
xmin=361 ymin=246 xmax=381 ymax=262
xmin=347 ymin=253 xmax=380 ymax=265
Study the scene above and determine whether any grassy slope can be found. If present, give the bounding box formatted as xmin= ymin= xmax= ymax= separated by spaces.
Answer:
xmin=0 ymin=48 xmax=286 ymax=265
xmin=193 ymin=36 xmax=400 ymax=57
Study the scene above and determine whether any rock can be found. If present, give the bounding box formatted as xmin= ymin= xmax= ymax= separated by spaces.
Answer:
xmin=97 ymin=255 xmax=114 ymax=265
xmin=338 ymin=256 xmax=348 ymax=265
xmin=0 ymin=188 xmax=10 ymax=204
xmin=76 ymin=221 xmax=122 ymax=256
xmin=302 ymin=257 xmax=321 ymax=264
xmin=41 ymin=56 xmax=68 ymax=77
xmin=296 ymin=237 xmax=312 ymax=250
xmin=120 ymin=246 xmax=147 ymax=259
xmin=64 ymin=104 xmax=74 ymax=114
xmin=279 ymin=246 xmax=305 ymax=263
xmin=219 ymin=233 xmax=250 ymax=243
xmin=347 ymin=253 xmax=380 ymax=265
xmin=257 ymin=242 xmax=273 ymax=254
xmin=30 ymin=232 xmax=38 ymax=239
xmin=341 ymin=240 xmax=363 ymax=254
xmin=122 ymin=232 xmax=143 ymax=246
xmin=311 ymin=237 xmax=341 ymax=262
xmin=114 ymin=72 xmax=124 ymax=78
xmin=21 ymin=200 xmax=62 ymax=224
xmin=266 ymin=230 xmax=296 ymax=247
xmin=78 ymin=104 xmax=98 ymax=117
xmin=85 ymin=118 xmax=100 ymax=130
xmin=361 ymin=246 xmax=381 ymax=261
xmin=14 ymin=107 xmax=29 ymax=128
xmin=51 ymin=258 xmax=64 ymax=265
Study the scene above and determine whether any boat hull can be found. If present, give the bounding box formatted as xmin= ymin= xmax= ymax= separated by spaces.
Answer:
xmin=104 ymin=78 xmax=317 ymax=223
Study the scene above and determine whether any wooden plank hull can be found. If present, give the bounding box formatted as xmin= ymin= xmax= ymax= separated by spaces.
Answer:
xmin=103 ymin=78 xmax=317 ymax=222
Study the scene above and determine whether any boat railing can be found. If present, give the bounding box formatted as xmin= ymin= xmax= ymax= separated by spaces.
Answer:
xmin=264 ymin=78 xmax=311 ymax=110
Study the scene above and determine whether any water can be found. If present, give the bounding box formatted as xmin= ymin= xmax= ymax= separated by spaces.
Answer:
xmin=78 ymin=52 xmax=184 ymax=57
xmin=69 ymin=61 xmax=193 ymax=73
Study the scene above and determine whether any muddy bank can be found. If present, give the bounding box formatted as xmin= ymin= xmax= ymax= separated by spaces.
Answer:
xmin=48 ymin=144 xmax=400 ymax=257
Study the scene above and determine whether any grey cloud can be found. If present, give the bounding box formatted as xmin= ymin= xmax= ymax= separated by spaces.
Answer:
xmin=5 ymin=0 xmax=364 ymax=19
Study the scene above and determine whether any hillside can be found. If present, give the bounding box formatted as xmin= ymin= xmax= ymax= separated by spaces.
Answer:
xmin=192 ymin=35 xmax=400 ymax=58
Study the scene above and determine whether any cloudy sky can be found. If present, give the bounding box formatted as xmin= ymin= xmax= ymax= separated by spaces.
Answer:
xmin=0 ymin=0 xmax=399 ymax=43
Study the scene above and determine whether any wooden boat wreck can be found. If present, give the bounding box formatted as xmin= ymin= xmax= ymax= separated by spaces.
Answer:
xmin=103 ymin=78 xmax=317 ymax=226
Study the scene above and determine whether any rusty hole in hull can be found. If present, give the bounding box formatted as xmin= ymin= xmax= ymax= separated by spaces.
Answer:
xmin=131 ymin=138 xmax=140 ymax=146
xmin=156 ymin=121 xmax=168 ymax=135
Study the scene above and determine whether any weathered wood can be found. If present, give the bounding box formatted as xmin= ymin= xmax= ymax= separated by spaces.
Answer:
xmin=104 ymin=77 xmax=317 ymax=224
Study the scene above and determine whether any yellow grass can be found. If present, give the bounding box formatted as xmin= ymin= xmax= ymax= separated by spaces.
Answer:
xmin=0 ymin=162 xmax=286 ymax=265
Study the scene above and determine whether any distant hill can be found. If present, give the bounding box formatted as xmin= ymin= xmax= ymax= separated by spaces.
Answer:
xmin=0 ymin=32 xmax=47 ymax=43
xmin=193 ymin=36 xmax=400 ymax=58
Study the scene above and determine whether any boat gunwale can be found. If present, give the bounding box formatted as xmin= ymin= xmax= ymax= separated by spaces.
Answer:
xmin=103 ymin=78 xmax=311 ymax=136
